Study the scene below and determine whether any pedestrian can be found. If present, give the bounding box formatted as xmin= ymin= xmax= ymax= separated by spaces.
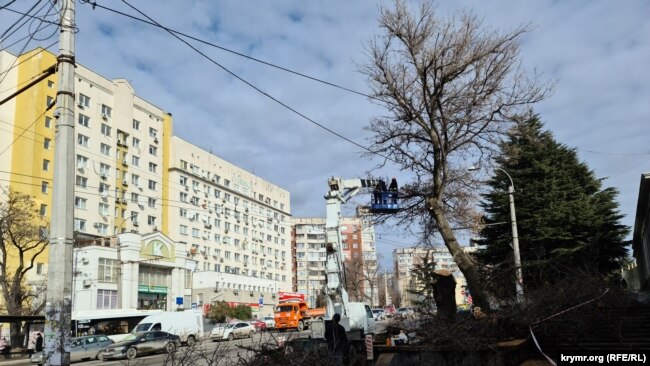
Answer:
xmin=27 ymin=332 xmax=36 ymax=356
xmin=0 ymin=337 xmax=8 ymax=359
xmin=326 ymin=313 xmax=348 ymax=366
xmin=35 ymin=333 xmax=43 ymax=353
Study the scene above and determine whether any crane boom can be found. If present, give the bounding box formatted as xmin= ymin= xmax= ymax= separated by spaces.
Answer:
xmin=323 ymin=177 xmax=379 ymax=331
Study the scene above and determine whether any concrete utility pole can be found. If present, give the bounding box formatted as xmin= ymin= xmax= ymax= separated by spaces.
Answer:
xmin=44 ymin=1 xmax=75 ymax=365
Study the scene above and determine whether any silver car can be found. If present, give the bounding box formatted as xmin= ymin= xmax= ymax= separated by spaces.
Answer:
xmin=30 ymin=335 xmax=113 ymax=364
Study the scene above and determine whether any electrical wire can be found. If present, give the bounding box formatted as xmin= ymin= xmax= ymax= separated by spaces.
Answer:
xmin=117 ymin=0 xmax=390 ymax=163
xmin=0 ymin=0 xmax=58 ymax=87
xmin=0 ymin=40 xmax=57 ymax=78
xmin=78 ymin=0 xmax=382 ymax=104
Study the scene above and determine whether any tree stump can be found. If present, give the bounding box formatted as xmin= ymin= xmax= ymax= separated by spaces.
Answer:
xmin=433 ymin=270 xmax=457 ymax=320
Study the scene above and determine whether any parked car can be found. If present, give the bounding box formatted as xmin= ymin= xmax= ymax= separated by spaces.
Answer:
xmin=249 ymin=319 xmax=267 ymax=332
xmin=210 ymin=322 xmax=255 ymax=341
xmin=31 ymin=335 xmax=113 ymax=364
xmin=372 ymin=308 xmax=385 ymax=320
xmin=100 ymin=331 xmax=179 ymax=360
xmin=261 ymin=316 xmax=275 ymax=329
xmin=396 ymin=307 xmax=415 ymax=318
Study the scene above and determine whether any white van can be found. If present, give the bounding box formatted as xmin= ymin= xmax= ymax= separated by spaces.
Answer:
xmin=132 ymin=310 xmax=204 ymax=344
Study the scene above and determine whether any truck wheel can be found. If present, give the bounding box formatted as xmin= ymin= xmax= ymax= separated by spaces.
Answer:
xmin=186 ymin=335 xmax=196 ymax=346
xmin=298 ymin=321 xmax=304 ymax=331
xmin=126 ymin=347 xmax=137 ymax=360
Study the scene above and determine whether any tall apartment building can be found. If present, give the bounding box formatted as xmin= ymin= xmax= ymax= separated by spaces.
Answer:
xmin=168 ymin=136 xmax=293 ymax=305
xmin=0 ymin=48 xmax=292 ymax=315
xmin=393 ymin=246 xmax=473 ymax=306
xmin=0 ymin=48 xmax=172 ymax=286
xmin=292 ymin=211 xmax=378 ymax=307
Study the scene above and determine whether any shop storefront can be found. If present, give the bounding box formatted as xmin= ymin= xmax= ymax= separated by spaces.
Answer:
xmin=137 ymin=285 xmax=168 ymax=310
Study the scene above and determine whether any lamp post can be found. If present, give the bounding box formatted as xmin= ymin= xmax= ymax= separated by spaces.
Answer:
xmin=469 ymin=166 xmax=523 ymax=302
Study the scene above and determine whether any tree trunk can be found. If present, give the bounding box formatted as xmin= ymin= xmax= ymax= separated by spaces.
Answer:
xmin=430 ymin=200 xmax=490 ymax=310
xmin=433 ymin=270 xmax=457 ymax=320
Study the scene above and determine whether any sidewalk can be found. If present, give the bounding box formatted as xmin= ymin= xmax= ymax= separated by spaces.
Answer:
xmin=0 ymin=355 xmax=29 ymax=365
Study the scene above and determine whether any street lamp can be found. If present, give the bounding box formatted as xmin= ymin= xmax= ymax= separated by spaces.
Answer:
xmin=468 ymin=165 xmax=523 ymax=302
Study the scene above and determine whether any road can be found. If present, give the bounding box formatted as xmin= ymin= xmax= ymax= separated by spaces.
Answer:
xmin=6 ymin=320 xmax=392 ymax=366
xmin=5 ymin=329 xmax=313 ymax=366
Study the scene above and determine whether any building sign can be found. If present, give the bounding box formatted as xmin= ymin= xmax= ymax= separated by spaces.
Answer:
xmin=141 ymin=238 xmax=175 ymax=262
xmin=176 ymin=297 xmax=184 ymax=305
xmin=138 ymin=285 xmax=168 ymax=294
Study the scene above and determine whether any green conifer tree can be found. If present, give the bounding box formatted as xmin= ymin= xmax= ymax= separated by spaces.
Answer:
xmin=475 ymin=116 xmax=629 ymax=298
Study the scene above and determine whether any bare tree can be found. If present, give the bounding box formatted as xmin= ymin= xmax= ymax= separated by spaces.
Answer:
xmin=0 ymin=188 xmax=48 ymax=344
xmin=344 ymin=256 xmax=367 ymax=302
xmin=361 ymin=0 xmax=550 ymax=308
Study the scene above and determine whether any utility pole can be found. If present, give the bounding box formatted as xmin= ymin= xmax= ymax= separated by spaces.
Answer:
xmin=507 ymin=184 xmax=524 ymax=303
xmin=44 ymin=1 xmax=75 ymax=365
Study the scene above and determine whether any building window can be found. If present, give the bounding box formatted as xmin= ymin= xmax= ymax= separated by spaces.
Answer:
xmin=77 ymin=133 xmax=89 ymax=147
xmin=185 ymin=270 xmax=192 ymax=288
xmin=149 ymin=145 xmax=157 ymax=156
xmin=99 ymin=203 xmax=109 ymax=216
xmin=76 ymin=155 xmax=88 ymax=170
xmin=98 ymin=258 xmax=118 ymax=282
xmin=39 ymin=204 xmax=47 ymax=217
xmin=100 ymin=143 xmax=111 ymax=156
xmin=101 ymin=123 xmax=111 ymax=137
xmin=132 ymin=137 xmax=140 ymax=149
xmin=131 ymin=174 xmax=140 ymax=187
xmin=148 ymin=216 xmax=156 ymax=226
xmin=78 ymin=114 xmax=90 ymax=127
xmin=74 ymin=218 xmax=86 ymax=232
xmin=180 ymin=225 xmax=188 ymax=235
xmin=96 ymin=289 xmax=118 ymax=310
xmin=131 ymin=155 xmax=140 ymax=167
xmin=74 ymin=197 xmax=87 ymax=210
xmin=101 ymin=104 xmax=112 ymax=118
xmin=46 ymin=96 xmax=53 ymax=107
xmin=180 ymin=192 xmax=188 ymax=202
xmin=42 ymin=159 xmax=50 ymax=171
xmin=131 ymin=192 xmax=139 ymax=203
xmin=100 ymin=163 xmax=110 ymax=177
xmin=148 ymin=162 xmax=157 ymax=173
xmin=180 ymin=160 xmax=188 ymax=170
xmin=97 ymin=223 xmax=108 ymax=234
xmin=99 ymin=182 xmax=109 ymax=194
xmin=45 ymin=116 xmax=52 ymax=128
xmin=37 ymin=263 xmax=44 ymax=275
xmin=149 ymin=127 xmax=157 ymax=138
xmin=148 ymin=180 xmax=157 ymax=190
xmin=41 ymin=181 xmax=49 ymax=194
xmin=192 ymin=228 xmax=200 ymax=238
xmin=132 ymin=119 xmax=140 ymax=130
xmin=76 ymin=176 xmax=87 ymax=188
xmin=43 ymin=138 xmax=51 ymax=150
xmin=148 ymin=197 xmax=156 ymax=208
xmin=78 ymin=93 xmax=90 ymax=107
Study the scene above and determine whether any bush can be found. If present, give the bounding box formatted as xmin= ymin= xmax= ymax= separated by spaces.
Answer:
xmin=208 ymin=301 xmax=253 ymax=323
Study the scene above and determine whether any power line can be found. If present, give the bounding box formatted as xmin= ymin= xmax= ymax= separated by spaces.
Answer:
xmin=0 ymin=40 xmax=57 ymax=78
xmin=79 ymin=0 xmax=381 ymax=103
xmin=116 ymin=0 xmax=390 ymax=163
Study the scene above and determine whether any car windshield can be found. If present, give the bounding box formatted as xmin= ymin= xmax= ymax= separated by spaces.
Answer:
xmin=275 ymin=305 xmax=293 ymax=312
xmin=133 ymin=323 xmax=151 ymax=332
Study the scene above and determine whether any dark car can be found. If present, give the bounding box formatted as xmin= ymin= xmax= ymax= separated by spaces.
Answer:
xmin=101 ymin=331 xmax=179 ymax=360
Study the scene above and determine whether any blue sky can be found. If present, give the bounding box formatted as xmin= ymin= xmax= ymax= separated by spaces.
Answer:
xmin=1 ymin=1 xmax=648 ymax=269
